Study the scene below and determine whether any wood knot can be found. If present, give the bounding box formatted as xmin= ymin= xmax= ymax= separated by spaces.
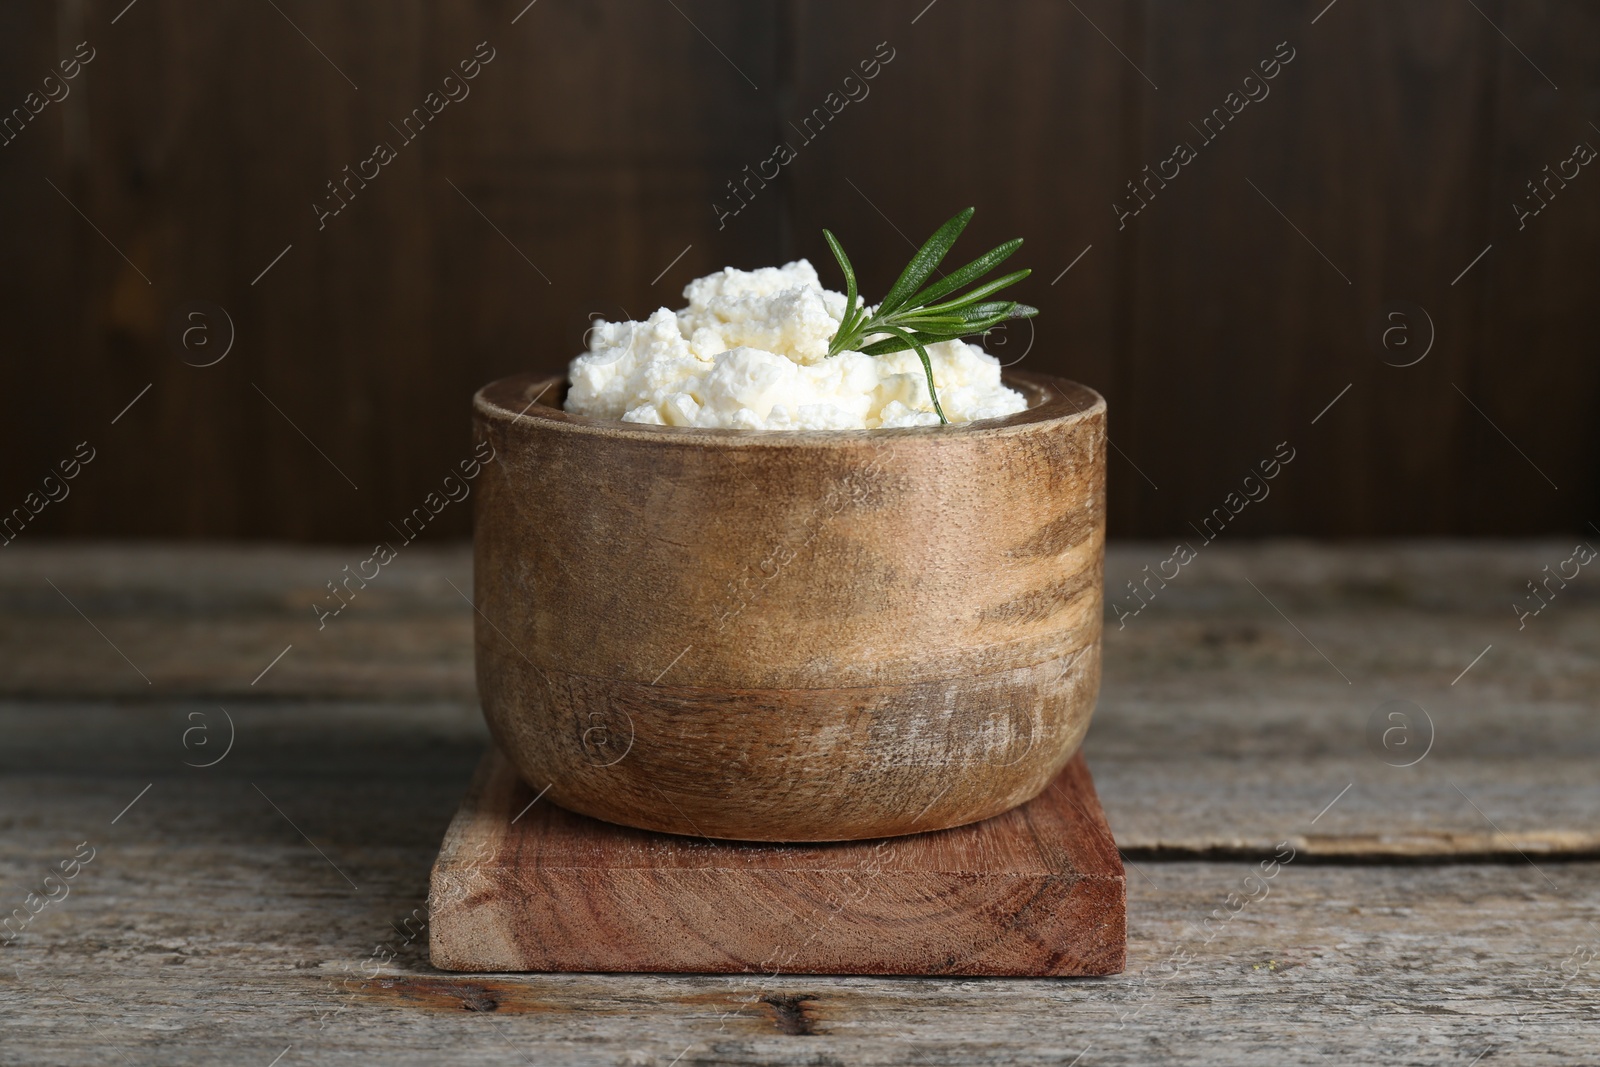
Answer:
xmin=760 ymin=993 xmax=821 ymax=1035
xmin=454 ymin=985 xmax=500 ymax=1012
xmin=364 ymin=976 xmax=504 ymax=1013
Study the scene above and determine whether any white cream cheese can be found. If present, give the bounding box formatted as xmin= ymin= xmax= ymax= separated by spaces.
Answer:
xmin=563 ymin=260 xmax=1028 ymax=430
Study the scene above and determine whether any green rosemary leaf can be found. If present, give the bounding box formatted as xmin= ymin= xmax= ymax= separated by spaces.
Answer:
xmin=949 ymin=300 xmax=1031 ymax=325
xmin=822 ymin=229 xmax=860 ymax=353
xmin=954 ymin=303 xmax=1037 ymax=335
xmin=877 ymin=207 xmax=974 ymax=317
xmin=821 ymin=207 xmax=1035 ymax=422
xmin=947 ymin=312 xmax=1016 ymax=334
xmin=857 ymin=331 xmax=946 ymax=356
xmin=952 ymin=300 xmax=1021 ymax=320
xmin=893 ymin=300 xmax=1028 ymax=335
xmin=882 ymin=318 xmax=970 ymax=336
xmin=889 ymin=308 xmax=998 ymax=334
xmin=915 ymin=270 xmax=1034 ymax=317
xmin=900 ymin=238 xmax=1022 ymax=309
xmin=880 ymin=325 xmax=949 ymax=424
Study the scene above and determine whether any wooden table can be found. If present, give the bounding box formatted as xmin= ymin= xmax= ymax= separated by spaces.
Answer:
xmin=2 ymin=542 xmax=1595 ymax=1064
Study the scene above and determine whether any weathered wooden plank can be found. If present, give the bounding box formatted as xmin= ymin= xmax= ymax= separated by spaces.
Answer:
xmin=2 ymin=536 xmax=1596 ymax=1061
xmin=1 ymin=767 xmax=1595 ymax=1064
xmin=3 ymin=691 xmax=1594 ymax=864
xmin=3 ymin=541 xmax=1597 ymax=698
xmin=1091 ymin=704 xmax=1600 ymax=858
xmin=1 ymin=542 xmax=1596 ymax=857
xmin=0 ymin=543 xmax=476 ymax=699
xmin=0 ymin=539 xmax=1591 ymax=711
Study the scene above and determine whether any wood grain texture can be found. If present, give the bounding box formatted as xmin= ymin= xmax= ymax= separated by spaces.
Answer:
xmin=471 ymin=372 xmax=1107 ymax=840
xmin=1 ymin=764 xmax=1595 ymax=1065
xmin=4 ymin=2 xmax=1598 ymax=542
xmin=1 ymin=541 xmax=1598 ymax=859
xmin=428 ymin=750 xmax=1125 ymax=976
xmin=1 ymin=543 xmax=1598 ymax=1062
xmin=1121 ymin=0 xmax=1505 ymax=537
xmin=1463 ymin=0 xmax=1600 ymax=532
xmin=0 ymin=0 xmax=783 ymax=542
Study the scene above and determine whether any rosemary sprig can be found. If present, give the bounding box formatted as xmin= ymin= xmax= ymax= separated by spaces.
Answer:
xmin=823 ymin=207 xmax=1037 ymax=424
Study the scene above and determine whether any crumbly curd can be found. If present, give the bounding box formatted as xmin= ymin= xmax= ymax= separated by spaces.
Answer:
xmin=564 ymin=260 xmax=1027 ymax=430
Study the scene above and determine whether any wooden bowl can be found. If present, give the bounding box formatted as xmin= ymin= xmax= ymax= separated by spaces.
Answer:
xmin=471 ymin=370 xmax=1106 ymax=842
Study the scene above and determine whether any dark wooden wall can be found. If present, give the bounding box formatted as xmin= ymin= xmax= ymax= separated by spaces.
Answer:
xmin=2 ymin=0 xmax=1596 ymax=542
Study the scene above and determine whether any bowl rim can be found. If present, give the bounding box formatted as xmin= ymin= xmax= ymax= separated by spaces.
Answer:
xmin=474 ymin=370 xmax=1104 ymax=446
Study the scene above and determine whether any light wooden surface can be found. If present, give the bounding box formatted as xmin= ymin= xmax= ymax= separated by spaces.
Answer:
xmin=428 ymin=750 xmax=1124 ymax=975
xmin=1 ymin=542 xmax=1597 ymax=1063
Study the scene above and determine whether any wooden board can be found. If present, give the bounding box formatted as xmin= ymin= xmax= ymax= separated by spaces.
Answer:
xmin=428 ymin=749 xmax=1126 ymax=976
